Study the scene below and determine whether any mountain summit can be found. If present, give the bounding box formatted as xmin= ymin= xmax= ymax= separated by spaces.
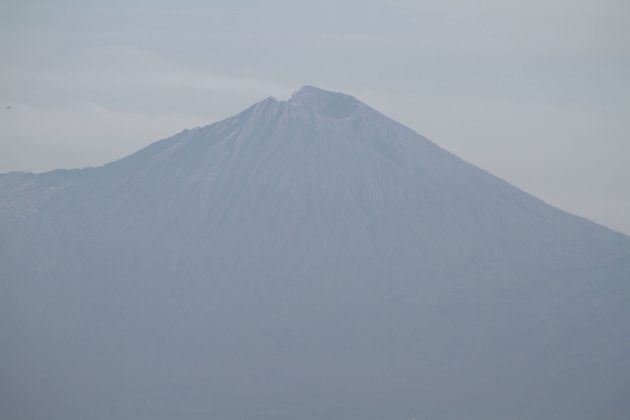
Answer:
xmin=2 ymin=87 xmax=629 ymax=420
xmin=288 ymin=85 xmax=360 ymax=117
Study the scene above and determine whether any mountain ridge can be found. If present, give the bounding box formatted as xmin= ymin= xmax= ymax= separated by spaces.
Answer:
xmin=2 ymin=86 xmax=626 ymax=239
xmin=2 ymin=86 xmax=629 ymax=420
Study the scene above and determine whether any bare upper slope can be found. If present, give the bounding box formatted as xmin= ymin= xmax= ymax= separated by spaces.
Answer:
xmin=1 ymin=86 xmax=630 ymax=420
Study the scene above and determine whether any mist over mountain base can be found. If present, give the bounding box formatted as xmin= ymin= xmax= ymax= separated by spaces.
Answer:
xmin=2 ymin=87 xmax=629 ymax=420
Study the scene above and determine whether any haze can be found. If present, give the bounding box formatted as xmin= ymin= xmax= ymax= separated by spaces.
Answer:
xmin=1 ymin=0 xmax=629 ymax=234
xmin=3 ymin=86 xmax=630 ymax=419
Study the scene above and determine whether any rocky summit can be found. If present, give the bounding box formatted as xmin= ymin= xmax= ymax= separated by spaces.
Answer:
xmin=2 ymin=86 xmax=629 ymax=420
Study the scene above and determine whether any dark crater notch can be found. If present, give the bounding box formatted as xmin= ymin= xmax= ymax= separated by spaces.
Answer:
xmin=289 ymin=85 xmax=359 ymax=118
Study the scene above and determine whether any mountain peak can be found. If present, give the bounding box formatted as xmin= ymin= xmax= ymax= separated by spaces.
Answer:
xmin=288 ymin=85 xmax=359 ymax=118
xmin=289 ymin=85 xmax=333 ymax=98
xmin=3 ymin=85 xmax=630 ymax=420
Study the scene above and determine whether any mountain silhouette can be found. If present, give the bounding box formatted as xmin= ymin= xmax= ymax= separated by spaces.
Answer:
xmin=2 ymin=86 xmax=629 ymax=420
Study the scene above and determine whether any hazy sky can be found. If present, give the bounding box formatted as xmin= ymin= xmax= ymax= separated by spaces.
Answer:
xmin=1 ymin=0 xmax=629 ymax=234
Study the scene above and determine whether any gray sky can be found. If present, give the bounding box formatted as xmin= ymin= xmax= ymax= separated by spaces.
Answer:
xmin=1 ymin=0 xmax=629 ymax=234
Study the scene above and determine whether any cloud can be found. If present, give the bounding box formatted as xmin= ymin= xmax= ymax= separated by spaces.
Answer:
xmin=5 ymin=45 xmax=293 ymax=100
xmin=0 ymin=102 xmax=209 ymax=173
xmin=392 ymin=0 xmax=630 ymax=54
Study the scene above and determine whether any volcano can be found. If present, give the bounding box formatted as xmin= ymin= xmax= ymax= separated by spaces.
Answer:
xmin=2 ymin=86 xmax=629 ymax=419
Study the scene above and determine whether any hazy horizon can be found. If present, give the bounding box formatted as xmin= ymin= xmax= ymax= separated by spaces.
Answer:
xmin=2 ymin=0 xmax=629 ymax=236
xmin=3 ymin=84 xmax=630 ymax=419
xmin=3 ymin=4 xmax=630 ymax=418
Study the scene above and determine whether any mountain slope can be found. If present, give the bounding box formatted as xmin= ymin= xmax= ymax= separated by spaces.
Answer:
xmin=1 ymin=86 xmax=629 ymax=420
